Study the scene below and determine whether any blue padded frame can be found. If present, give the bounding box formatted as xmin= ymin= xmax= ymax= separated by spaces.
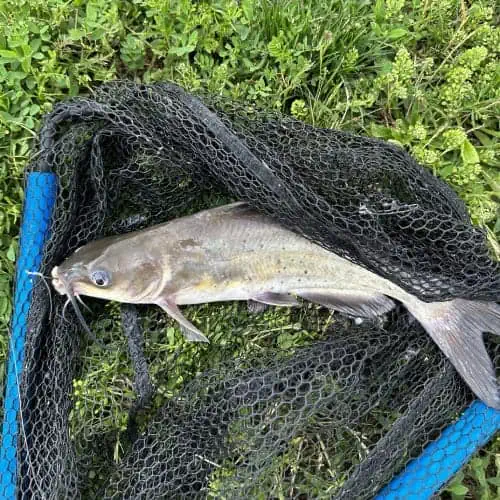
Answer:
xmin=376 ymin=401 xmax=500 ymax=499
xmin=0 ymin=172 xmax=57 ymax=498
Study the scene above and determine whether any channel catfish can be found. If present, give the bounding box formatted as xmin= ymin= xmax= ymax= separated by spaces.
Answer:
xmin=51 ymin=202 xmax=500 ymax=408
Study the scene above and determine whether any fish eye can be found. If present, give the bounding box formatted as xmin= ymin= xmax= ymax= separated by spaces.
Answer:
xmin=90 ymin=270 xmax=111 ymax=287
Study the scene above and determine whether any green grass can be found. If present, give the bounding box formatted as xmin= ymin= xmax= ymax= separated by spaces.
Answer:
xmin=0 ymin=0 xmax=499 ymax=497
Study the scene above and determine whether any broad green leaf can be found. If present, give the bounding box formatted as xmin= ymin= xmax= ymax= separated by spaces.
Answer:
xmin=372 ymin=22 xmax=384 ymax=37
xmin=374 ymin=0 xmax=385 ymax=24
xmin=29 ymin=104 xmax=40 ymax=115
xmin=470 ymin=456 xmax=488 ymax=488
xmin=21 ymin=57 xmax=31 ymax=73
xmin=25 ymin=76 xmax=37 ymax=90
xmin=0 ymin=110 xmax=17 ymax=123
xmin=370 ymin=123 xmax=394 ymax=139
xmin=167 ymin=327 xmax=176 ymax=345
xmin=483 ymin=128 xmax=500 ymax=138
xmin=0 ymin=49 xmax=18 ymax=59
xmin=461 ymin=139 xmax=480 ymax=164
xmin=169 ymin=45 xmax=195 ymax=56
xmin=86 ymin=3 xmax=98 ymax=23
xmin=6 ymin=242 xmax=17 ymax=261
xmin=473 ymin=130 xmax=493 ymax=147
xmin=388 ymin=28 xmax=407 ymax=40
xmin=7 ymin=71 xmax=27 ymax=81
xmin=277 ymin=333 xmax=296 ymax=349
xmin=439 ymin=164 xmax=455 ymax=178
xmin=379 ymin=59 xmax=393 ymax=74
xmin=21 ymin=43 xmax=32 ymax=58
xmin=0 ymin=297 xmax=9 ymax=317
xmin=235 ymin=24 xmax=250 ymax=41
xmin=24 ymin=116 xmax=34 ymax=129
xmin=27 ymin=21 xmax=40 ymax=34
xmin=446 ymin=482 xmax=469 ymax=496
xmin=187 ymin=30 xmax=198 ymax=47
xmin=241 ymin=0 xmax=253 ymax=20
xmin=68 ymin=29 xmax=85 ymax=41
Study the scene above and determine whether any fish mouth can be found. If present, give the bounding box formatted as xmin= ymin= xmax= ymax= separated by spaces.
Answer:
xmin=51 ymin=266 xmax=66 ymax=295
xmin=51 ymin=265 xmax=88 ymax=300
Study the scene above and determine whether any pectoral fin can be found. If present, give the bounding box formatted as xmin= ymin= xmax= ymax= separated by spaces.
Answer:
xmin=295 ymin=289 xmax=395 ymax=318
xmin=251 ymin=292 xmax=300 ymax=307
xmin=157 ymin=299 xmax=209 ymax=343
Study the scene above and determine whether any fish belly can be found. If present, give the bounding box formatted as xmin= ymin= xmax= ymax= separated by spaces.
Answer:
xmin=172 ymin=246 xmax=409 ymax=308
xmin=166 ymin=206 xmax=414 ymax=308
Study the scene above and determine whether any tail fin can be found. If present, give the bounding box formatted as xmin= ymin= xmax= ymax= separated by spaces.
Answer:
xmin=407 ymin=299 xmax=500 ymax=409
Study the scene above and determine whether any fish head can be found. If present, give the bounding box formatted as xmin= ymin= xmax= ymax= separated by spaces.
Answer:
xmin=51 ymin=235 xmax=166 ymax=304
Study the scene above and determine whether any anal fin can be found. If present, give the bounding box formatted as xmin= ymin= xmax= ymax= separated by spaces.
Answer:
xmin=295 ymin=289 xmax=395 ymax=318
xmin=157 ymin=298 xmax=209 ymax=343
xmin=247 ymin=300 xmax=269 ymax=314
xmin=251 ymin=292 xmax=300 ymax=308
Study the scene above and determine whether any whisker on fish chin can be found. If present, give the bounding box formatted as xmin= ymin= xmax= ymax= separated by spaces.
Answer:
xmin=60 ymin=279 xmax=111 ymax=351
xmin=75 ymin=294 xmax=92 ymax=313
xmin=62 ymin=297 xmax=71 ymax=322
xmin=26 ymin=271 xmax=51 ymax=280
xmin=26 ymin=270 xmax=53 ymax=321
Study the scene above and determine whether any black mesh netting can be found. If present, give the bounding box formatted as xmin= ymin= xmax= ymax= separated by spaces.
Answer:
xmin=2 ymin=80 xmax=500 ymax=498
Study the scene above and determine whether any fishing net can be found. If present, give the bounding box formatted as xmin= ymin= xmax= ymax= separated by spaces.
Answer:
xmin=1 ymin=80 xmax=499 ymax=498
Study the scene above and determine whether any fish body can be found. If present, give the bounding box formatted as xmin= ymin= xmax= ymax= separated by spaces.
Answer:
xmin=51 ymin=202 xmax=500 ymax=408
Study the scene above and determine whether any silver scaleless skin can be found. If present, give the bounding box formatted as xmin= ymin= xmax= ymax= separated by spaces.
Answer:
xmin=52 ymin=202 xmax=500 ymax=408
